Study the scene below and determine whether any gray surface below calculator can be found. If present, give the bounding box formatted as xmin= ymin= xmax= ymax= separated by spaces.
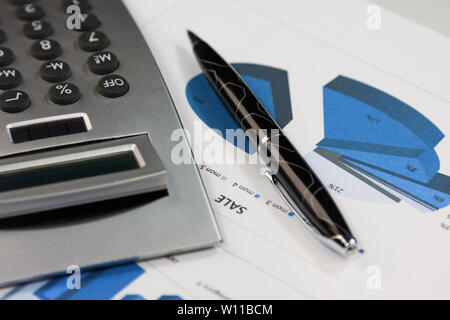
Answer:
xmin=0 ymin=0 xmax=221 ymax=286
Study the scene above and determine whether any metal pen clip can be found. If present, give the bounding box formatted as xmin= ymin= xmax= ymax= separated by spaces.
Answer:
xmin=264 ymin=171 xmax=358 ymax=256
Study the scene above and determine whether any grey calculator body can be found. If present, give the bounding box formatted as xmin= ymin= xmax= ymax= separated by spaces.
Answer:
xmin=0 ymin=0 xmax=221 ymax=286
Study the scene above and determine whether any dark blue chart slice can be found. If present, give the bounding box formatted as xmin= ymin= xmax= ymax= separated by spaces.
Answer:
xmin=317 ymin=138 xmax=440 ymax=183
xmin=323 ymin=76 xmax=444 ymax=151
xmin=34 ymin=263 xmax=145 ymax=300
xmin=159 ymin=295 xmax=183 ymax=300
xmin=122 ymin=294 xmax=146 ymax=300
xmin=186 ymin=63 xmax=292 ymax=154
xmin=341 ymin=157 xmax=450 ymax=210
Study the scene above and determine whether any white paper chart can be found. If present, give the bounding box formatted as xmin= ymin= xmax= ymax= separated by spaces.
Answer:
xmin=3 ymin=0 xmax=450 ymax=300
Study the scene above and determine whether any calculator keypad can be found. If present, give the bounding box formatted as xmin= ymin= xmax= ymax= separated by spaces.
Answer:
xmin=0 ymin=0 xmax=130 ymax=134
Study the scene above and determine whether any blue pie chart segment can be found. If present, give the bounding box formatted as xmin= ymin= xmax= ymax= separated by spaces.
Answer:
xmin=321 ymin=76 xmax=444 ymax=183
xmin=323 ymin=76 xmax=444 ymax=151
xmin=342 ymin=158 xmax=450 ymax=210
xmin=318 ymin=75 xmax=449 ymax=211
xmin=317 ymin=138 xmax=439 ymax=183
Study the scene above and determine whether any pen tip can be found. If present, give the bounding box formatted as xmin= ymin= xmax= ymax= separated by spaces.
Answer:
xmin=345 ymin=238 xmax=359 ymax=256
xmin=187 ymin=29 xmax=201 ymax=45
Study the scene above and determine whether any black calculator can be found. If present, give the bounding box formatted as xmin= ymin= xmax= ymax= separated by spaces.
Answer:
xmin=0 ymin=0 xmax=220 ymax=286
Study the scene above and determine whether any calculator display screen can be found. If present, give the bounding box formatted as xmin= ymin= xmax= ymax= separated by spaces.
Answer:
xmin=0 ymin=151 xmax=140 ymax=193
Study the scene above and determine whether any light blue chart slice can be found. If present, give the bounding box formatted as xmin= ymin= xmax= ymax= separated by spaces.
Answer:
xmin=317 ymin=138 xmax=440 ymax=183
xmin=323 ymin=76 xmax=444 ymax=151
xmin=341 ymin=158 xmax=450 ymax=210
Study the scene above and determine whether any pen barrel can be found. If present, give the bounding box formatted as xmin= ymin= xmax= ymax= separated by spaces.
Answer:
xmin=266 ymin=135 xmax=353 ymax=240
xmin=204 ymin=65 xmax=353 ymax=240
xmin=193 ymin=40 xmax=356 ymax=249
xmin=193 ymin=42 xmax=280 ymax=137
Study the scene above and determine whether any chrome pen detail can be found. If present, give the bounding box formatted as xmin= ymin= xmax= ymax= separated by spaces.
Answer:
xmin=188 ymin=30 xmax=358 ymax=256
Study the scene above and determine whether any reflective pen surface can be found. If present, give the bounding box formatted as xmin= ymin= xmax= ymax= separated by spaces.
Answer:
xmin=188 ymin=30 xmax=358 ymax=255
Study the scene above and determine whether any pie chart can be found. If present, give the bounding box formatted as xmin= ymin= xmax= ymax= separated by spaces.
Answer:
xmin=315 ymin=76 xmax=449 ymax=211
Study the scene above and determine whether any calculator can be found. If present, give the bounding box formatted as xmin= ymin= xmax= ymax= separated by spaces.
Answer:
xmin=0 ymin=0 xmax=220 ymax=286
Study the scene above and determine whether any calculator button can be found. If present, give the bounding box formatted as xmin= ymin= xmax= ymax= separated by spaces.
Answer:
xmin=16 ymin=4 xmax=46 ymax=21
xmin=80 ymin=13 xmax=100 ymax=31
xmin=62 ymin=0 xmax=92 ymax=13
xmin=0 ymin=30 xmax=6 ymax=44
xmin=97 ymin=75 xmax=129 ymax=98
xmin=39 ymin=60 xmax=71 ymax=82
xmin=9 ymin=0 xmax=37 ymax=4
xmin=23 ymin=20 xmax=54 ymax=39
xmin=0 ymin=68 xmax=22 ymax=90
xmin=78 ymin=31 xmax=109 ymax=52
xmin=88 ymin=52 xmax=119 ymax=75
xmin=0 ymin=90 xmax=30 ymax=113
xmin=77 ymin=13 xmax=100 ymax=32
xmin=48 ymin=83 xmax=81 ymax=105
xmin=31 ymin=39 xmax=62 ymax=60
xmin=0 ymin=48 xmax=15 ymax=67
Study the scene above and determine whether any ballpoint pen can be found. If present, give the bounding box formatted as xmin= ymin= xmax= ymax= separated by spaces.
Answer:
xmin=187 ymin=30 xmax=358 ymax=256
